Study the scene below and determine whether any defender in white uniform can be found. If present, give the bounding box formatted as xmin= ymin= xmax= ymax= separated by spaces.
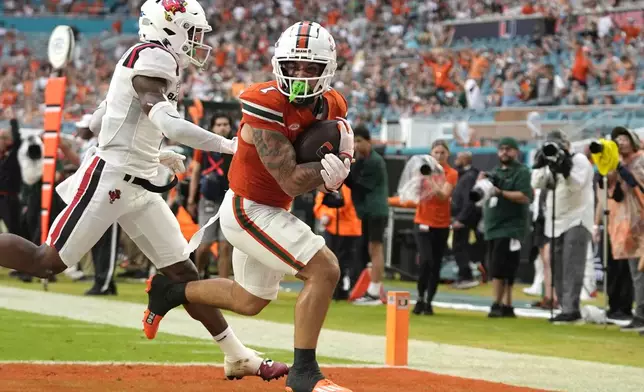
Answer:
xmin=49 ymin=40 xmax=194 ymax=267
xmin=0 ymin=0 xmax=288 ymax=382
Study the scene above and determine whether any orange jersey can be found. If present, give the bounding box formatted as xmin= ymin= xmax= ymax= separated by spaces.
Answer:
xmin=414 ymin=164 xmax=459 ymax=228
xmin=229 ymin=80 xmax=348 ymax=209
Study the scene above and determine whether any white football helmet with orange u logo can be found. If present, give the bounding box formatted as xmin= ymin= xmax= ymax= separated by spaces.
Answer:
xmin=272 ymin=21 xmax=338 ymax=103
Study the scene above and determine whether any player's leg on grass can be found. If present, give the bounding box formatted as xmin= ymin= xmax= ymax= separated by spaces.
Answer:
xmin=0 ymin=157 xmax=121 ymax=278
xmin=126 ymin=195 xmax=288 ymax=381
xmin=284 ymin=246 xmax=340 ymax=388
xmin=146 ymin=191 xmax=350 ymax=390
xmin=148 ymin=245 xmax=341 ymax=390
xmin=156 ymin=260 xmax=287 ymax=380
xmin=0 ymin=234 xmax=68 ymax=278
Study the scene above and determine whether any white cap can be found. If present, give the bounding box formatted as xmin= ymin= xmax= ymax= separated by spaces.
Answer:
xmin=75 ymin=114 xmax=93 ymax=129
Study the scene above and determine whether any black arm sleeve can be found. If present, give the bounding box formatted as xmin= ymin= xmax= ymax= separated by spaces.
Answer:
xmin=9 ymin=119 xmax=21 ymax=150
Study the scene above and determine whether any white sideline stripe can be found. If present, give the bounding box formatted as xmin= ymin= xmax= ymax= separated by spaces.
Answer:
xmin=0 ymin=286 xmax=643 ymax=392
xmin=431 ymin=300 xmax=556 ymax=318
xmin=0 ymin=360 xmax=412 ymax=370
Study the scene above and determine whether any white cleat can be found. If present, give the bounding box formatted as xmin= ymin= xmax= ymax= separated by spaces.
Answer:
xmin=224 ymin=350 xmax=289 ymax=381
xmin=352 ymin=293 xmax=384 ymax=306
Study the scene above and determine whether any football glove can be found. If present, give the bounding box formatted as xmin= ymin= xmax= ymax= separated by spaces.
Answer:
xmin=320 ymin=153 xmax=350 ymax=191
xmin=336 ymin=117 xmax=354 ymax=160
xmin=159 ymin=149 xmax=186 ymax=174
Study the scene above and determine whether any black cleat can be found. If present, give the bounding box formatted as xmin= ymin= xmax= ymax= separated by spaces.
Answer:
xmin=142 ymin=274 xmax=185 ymax=339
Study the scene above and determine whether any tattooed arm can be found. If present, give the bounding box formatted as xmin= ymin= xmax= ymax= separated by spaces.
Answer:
xmin=251 ymin=126 xmax=324 ymax=197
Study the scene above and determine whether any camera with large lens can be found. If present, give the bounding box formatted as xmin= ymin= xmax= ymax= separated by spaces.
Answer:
xmin=17 ymin=134 xmax=44 ymax=186
xmin=469 ymin=172 xmax=500 ymax=206
xmin=26 ymin=136 xmax=43 ymax=161
xmin=420 ymin=163 xmax=432 ymax=175
xmin=589 ymin=141 xmax=603 ymax=154
xmin=541 ymin=141 xmax=565 ymax=164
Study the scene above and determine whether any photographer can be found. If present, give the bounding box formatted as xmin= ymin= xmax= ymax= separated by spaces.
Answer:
xmin=0 ymin=107 xmax=23 ymax=236
xmin=532 ymin=130 xmax=594 ymax=324
xmin=597 ymin=127 xmax=644 ymax=333
xmin=481 ymin=137 xmax=533 ymax=318
xmin=412 ymin=140 xmax=458 ymax=315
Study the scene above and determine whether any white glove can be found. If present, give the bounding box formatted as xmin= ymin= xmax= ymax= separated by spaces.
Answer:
xmin=336 ymin=117 xmax=354 ymax=160
xmin=320 ymin=215 xmax=330 ymax=226
xmin=159 ymin=149 xmax=186 ymax=174
xmin=220 ymin=137 xmax=238 ymax=155
xmin=320 ymin=153 xmax=350 ymax=191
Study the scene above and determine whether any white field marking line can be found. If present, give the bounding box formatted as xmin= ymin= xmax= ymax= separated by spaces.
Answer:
xmin=19 ymin=323 xmax=109 ymax=329
xmin=72 ymin=331 xmax=128 ymax=336
xmin=1 ymin=286 xmax=643 ymax=392
xmin=0 ymin=360 xmax=426 ymax=371
xmin=430 ymin=300 xmax=556 ymax=319
xmin=134 ymin=340 xmax=219 ymax=346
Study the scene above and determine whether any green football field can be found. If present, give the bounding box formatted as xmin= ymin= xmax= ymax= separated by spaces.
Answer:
xmin=0 ymin=268 xmax=642 ymax=368
xmin=0 ymin=307 xmax=357 ymax=364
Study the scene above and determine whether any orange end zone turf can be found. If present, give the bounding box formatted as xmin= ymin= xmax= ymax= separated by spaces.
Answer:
xmin=0 ymin=364 xmax=548 ymax=392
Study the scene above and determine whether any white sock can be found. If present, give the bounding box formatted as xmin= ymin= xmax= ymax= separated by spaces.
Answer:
xmin=367 ymin=282 xmax=382 ymax=297
xmin=213 ymin=327 xmax=254 ymax=361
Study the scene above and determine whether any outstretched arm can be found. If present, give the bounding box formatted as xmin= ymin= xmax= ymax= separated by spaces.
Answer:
xmin=132 ymin=75 xmax=235 ymax=154
xmin=251 ymin=126 xmax=325 ymax=197
xmin=89 ymin=100 xmax=106 ymax=135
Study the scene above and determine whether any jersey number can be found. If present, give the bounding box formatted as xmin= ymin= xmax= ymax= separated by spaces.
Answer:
xmin=260 ymin=86 xmax=277 ymax=94
xmin=167 ymin=92 xmax=178 ymax=102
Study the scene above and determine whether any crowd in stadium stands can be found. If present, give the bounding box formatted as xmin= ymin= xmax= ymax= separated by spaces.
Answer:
xmin=4 ymin=0 xmax=637 ymax=19
xmin=0 ymin=1 xmax=642 ymax=132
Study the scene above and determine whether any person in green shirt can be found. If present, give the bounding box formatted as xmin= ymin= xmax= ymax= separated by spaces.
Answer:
xmin=480 ymin=137 xmax=533 ymax=318
xmin=344 ymin=125 xmax=389 ymax=305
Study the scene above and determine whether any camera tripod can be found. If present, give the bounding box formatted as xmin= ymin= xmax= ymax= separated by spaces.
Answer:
xmin=549 ymin=173 xmax=556 ymax=321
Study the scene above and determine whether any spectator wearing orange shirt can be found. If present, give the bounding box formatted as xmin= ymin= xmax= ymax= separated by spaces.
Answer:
xmin=620 ymin=17 xmax=641 ymax=44
xmin=313 ymin=185 xmax=362 ymax=300
xmin=521 ymin=1 xmax=537 ymax=15
xmin=423 ymin=52 xmax=457 ymax=92
xmin=570 ymin=43 xmax=593 ymax=88
xmin=0 ymin=85 xmax=18 ymax=109
xmin=615 ymin=70 xmax=636 ymax=92
xmin=412 ymin=140 xmax=458 ymax=316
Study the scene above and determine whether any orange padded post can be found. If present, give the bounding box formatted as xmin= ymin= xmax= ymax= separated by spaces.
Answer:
xmin=385 ymin=291 xmax=409 ymax=366
xmin=41 ymin=77 xmax=67 ymax=245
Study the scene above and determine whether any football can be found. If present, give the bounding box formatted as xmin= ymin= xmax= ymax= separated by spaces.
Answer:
xmin=293 ymin=120 xmax=341 ymax=164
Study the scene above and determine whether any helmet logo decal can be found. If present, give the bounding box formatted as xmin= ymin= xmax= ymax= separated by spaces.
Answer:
xmin=162 ymin=0 xmax=187 ymax=21
xmin=296 ymin=21 xmax=311 ymax=49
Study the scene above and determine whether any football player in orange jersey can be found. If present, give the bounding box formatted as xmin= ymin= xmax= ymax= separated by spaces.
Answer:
xmin=144 ymin=21 xmax=355 ymax=392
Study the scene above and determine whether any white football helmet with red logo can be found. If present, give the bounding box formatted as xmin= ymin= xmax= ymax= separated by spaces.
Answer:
xmin=138 ymin=0 xmax=212 ymax=69
xmin=272 ymin=21 xmax=338 ymax=102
